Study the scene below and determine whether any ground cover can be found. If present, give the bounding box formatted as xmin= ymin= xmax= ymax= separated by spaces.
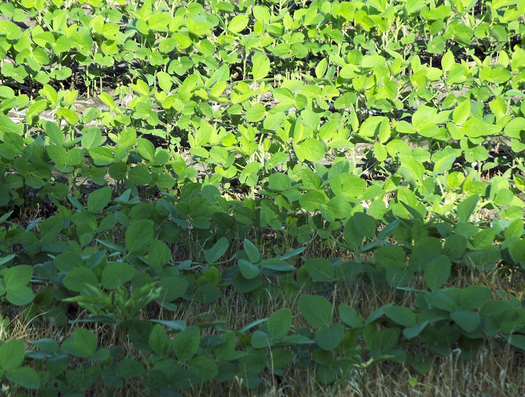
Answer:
xmin=1 ymin=0 xmax=525 ymax=395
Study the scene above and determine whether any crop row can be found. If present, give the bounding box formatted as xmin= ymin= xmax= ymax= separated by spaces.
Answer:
xmin=1 ymin=0 xmax=525 ymax=394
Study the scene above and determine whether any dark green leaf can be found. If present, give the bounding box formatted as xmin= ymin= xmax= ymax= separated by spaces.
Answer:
xmin=157 ymin=277 xmax=188 ymax=302
xmin=148 ymin=240 xmax=171 ymax=268
xmin=62 ymin=267 xmax=98 ymax=293
xmin=194 ymin=283 xmax=220 ymax=304
xmin=238 ymin=259 xmax=260 ymax=280
xmin=473 ymin=228 xmax=495 ymax=250
xmin=457 ymin=194 xmax=479 ymax=223
xmin=125 ymin=220 xmax=153 ymax=254
xmin=504 ymin=334 xmax=525 ymax=352
xmin=188 ymin=356 xmax=219 ymax=383
xmin=101 ymin=263 xmax=135 ymax=289
xmin=6 ymin=367 xmax=40 ymax=389
xmin=267 ymin=308 xmax=292 ymax=340
xmin=315 ymin=323 xmax=344 ymax=351
xmin=62 ymin=328 xmax=97 ymax=358
xmin=424 ymin=255 xmax=451 ymax=291
xmin=383 ymin=306 xmax=417 ymax=327
xmin=251 ymin=330 xmax=274 ymax=348
xmin=39 ymin=216 xmax=63 ymax=243
xmin=4 ymin=265 xmax=32 ymax=288
xmin=458 ymin=286 xmax=492 ymax=311
xmin=234 ymin=273 xmax=262 ymax=293
xmin=375 ymin=246 xmax=406 ymax=268
xmin=6 ymin=287 xmax=34 ymax=306
xmin=299 ymin=295 xmax=332 ymax=328
xmin=0 ymin=339 xmax=24 ymax=371
xmin=353 ymin=212 xmax=376 ymax=238
xmin=450 ymin=309 xmax=480 ymax=333
xmin=426 ymin=289 xmax=460 ymax=312
xmin=443 ymin=234 xmax=467 ymax=259
xmin=243 ymin=239 xmax=261 ymax=263
xmin=204 ymin=237 xmax=229 ymax=264
xmin=304 ymin=258 xmax=335 ymax=282
xmin=339 ymin=304 xmax=364 ymax=327
xmin=21 ymin=231 xmax=42 ymax=255
xmin=117 ymin=358 xmax=145 ymax=379
xmin=171 ymin=326 xmax=200 ymax=361
xmin=149 ymin=324 xmax=169 ymax=355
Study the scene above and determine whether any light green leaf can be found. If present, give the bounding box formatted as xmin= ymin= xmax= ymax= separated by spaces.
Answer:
xmin=253 ymin=5 xmax=270 ymax=23
xmin=412 ymin=106 xmax=437 ymax=130
xmin=246 ymin=103 xmax=266 ymax=122
xmin=359 ymin=116 xmax=384 ymax=138
xmin=252 ymin=52 xmax=270 ymax=80
xmin=243 ymin=239 xmax=261 ymax=263
xmin=45 ymin=121 xmax=64 ymax=146
xmin=315 ymin=58 xmax=328 ymax=78
xmin=299 ymin=190 xmax=329 ymax=211
xmin=82 ymin=127 xmax=105 ymax=150
xmin=453 ymin=99 xmax=471 ymax=125
xmin=462 ymin=118 xmax=501 ymax=138
xmin=89 ymin=147 xmax=113 ymax=165
xmin=295 ymin=139 xmax=325 ymax=162
xmin=6 ymin=287 xmax=34 ymax=306
xmin=228 ymin=15 xmax=248 ymax=33
xmin=504 ymin=117 xmax=525 ymax=139
xmin=87 ymin=187 xmax=112 ymax=213
xmin=39 ymin=217 xmax=63 ymax=243
xmin=137 ymin=138 xmax=155 ymax=161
